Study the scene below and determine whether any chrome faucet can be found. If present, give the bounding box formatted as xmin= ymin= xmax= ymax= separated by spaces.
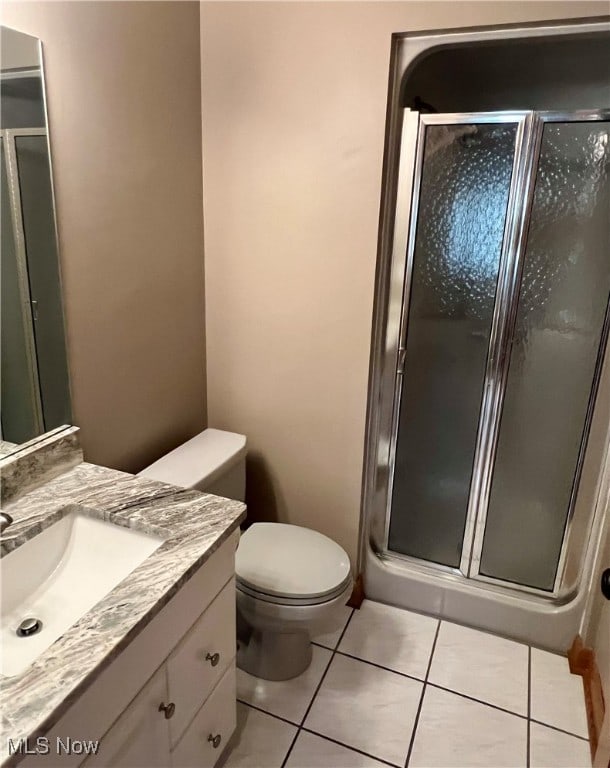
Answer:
xmin=0 ymin=512 xmax=13 ymax=534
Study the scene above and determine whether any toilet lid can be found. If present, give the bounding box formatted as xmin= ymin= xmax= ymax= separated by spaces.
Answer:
xmin=236 ymin=523 xmax=351 ymax=600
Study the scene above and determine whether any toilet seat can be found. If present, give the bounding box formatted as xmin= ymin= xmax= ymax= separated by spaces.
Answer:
xmin=236 ymin=523 xmax=351 ymax=604
xmin=236 ymin=577 xmax=351 ymax=606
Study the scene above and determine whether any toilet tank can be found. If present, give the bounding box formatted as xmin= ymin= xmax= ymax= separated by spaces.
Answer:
xmin=138 ymin=429 xmax=247 ymax=501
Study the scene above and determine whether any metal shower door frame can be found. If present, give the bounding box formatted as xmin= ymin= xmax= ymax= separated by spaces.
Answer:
xmin=381 ymin=109 xmax=533 ymax=572
xmin=1 ymin=128 xmax=46 ymax=436
xmin=468 ymin=109 xmax=610 ymax=597
xmin=380 ymin=107 xmax=610 ymax=599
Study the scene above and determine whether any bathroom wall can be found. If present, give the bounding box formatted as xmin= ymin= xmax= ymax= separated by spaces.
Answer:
xmin=0 ymin=24 xmax=38 ymax=69
xmin=0 ymin=1 xmax=207 ymax=472
xmin=201 ymin=1 xmax=609 ymax=566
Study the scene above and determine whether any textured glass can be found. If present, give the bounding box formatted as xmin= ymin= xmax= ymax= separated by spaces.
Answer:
xmin=388 ymin=123 xmax=517 ymax=566
xmin=481 ymin=122 xmax=610 ymax=590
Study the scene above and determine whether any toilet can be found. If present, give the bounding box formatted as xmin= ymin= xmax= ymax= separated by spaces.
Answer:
xmin=139 ymin=428 xmax=352 ymax=681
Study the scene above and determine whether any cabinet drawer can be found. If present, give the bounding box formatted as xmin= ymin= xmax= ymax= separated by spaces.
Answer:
xmin=83 ymin=666 xmax=169 ymax=768
xmin=167 ymin=578 xmax=235 ymax=746
xmin=171 ymin=665 xmax=236 ymax=768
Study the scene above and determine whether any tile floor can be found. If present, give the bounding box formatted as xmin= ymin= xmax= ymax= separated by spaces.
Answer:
xmin=224 ymin=600 xmax=591 ymax=768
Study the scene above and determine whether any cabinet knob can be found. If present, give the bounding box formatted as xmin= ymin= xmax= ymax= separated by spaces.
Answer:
xmin=205 ymin=652 xmax=220 ymax=667
xmin=208 ymin=734 xmax=222 ymax=749
xmin=158 ymin=702 xmax=176 ymax=719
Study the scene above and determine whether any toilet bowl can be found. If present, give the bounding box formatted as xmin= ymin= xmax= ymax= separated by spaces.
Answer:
xmin=236 ymin=523 xmax=352 ymax=680
xmin=138 ymin=429 xmax=352 ymax=681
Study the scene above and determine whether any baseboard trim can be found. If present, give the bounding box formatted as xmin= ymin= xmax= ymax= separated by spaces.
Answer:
xmin=568 ymin=635 xmax=606 ymax=758
xmin=347 ymin=573 xmax=365 ymax=608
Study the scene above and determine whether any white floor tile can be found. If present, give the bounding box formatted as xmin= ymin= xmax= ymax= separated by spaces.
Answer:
xmin=409 ymin=685 xmax=527 ymax=768
xmin=223 ymin=703 xmax=297 ymax=768
xmin=428 ymin=621 xmax=528 ymax=715
xmin=286 ymin=731 xmax=388 ymax=768
xmin=304 ymin=653 xmax=422 ymax=766
xmin=338 ymin=600 xmax=438 ymax=679
xmin=529 ymin=722 xmax=590 ymax=768
xmin=312 ymin=605 xmax=353 ymax=650
xmin=530 ymin=648 xmax=588 ymax=738
xmin=237 ymin=645 xmax=332 ymax=724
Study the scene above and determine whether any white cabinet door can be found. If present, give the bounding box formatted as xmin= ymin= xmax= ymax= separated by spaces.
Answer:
xmin=171 ymin=666 xmax=236 ymax=768
xmin=167 ymin=579 xmax=236 ymax=746
xmin=83 ymin=666 xmax=171 ymax=768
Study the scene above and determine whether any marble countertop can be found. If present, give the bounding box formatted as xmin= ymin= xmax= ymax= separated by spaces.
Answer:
xmin=0 ymin=461 xmax=246 ymax=765
xmin=0 ymin=441 xmax=17 ymax=460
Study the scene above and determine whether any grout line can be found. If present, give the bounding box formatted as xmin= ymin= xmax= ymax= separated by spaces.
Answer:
xmin=332 ymin=608 xmax=356 ymax=649
xmin=333 ymin=648 xmax=426 ymax=684
xmin=240 ymin=699 xmax=403 ymax=768
xmin=529 ymin=719 xmax=590 ymax=742
xmin=527 ymin=645 xmax=532 ymax=768
xmin=416 ymin=610 xmax=531 ymax=651
xmin=301 ymin=609 xmax=355 ymax=724
xmin=426 ymin=681 xmax=528 ymax=721
xmin=236 ymin=699 xmax=299 ymax=728
xmin=404 ymin=618 xmax=441 ymax=767
xmin=280 ymin=609 xmax=355 ymax=768
xmin=240 ymin=607 xmax=591 ymax=768
xmin=300 ymin=727 xmax=403 ymax=768
xmin=424 ymin=619 xmax=441 ymax=680
xmin=242 ymin=611 xmax=574 ymax=768
xmin=243 ymin=633 xmax=588 ymax=757
xmin=311 ymin=641 xmax=333 ymax=651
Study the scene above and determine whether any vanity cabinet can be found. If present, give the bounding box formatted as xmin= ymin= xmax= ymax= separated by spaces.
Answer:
xmin=84 ymin=581 xmax=235 ymax=768
xmin=21 ymin=532 xmax=239 ymax=768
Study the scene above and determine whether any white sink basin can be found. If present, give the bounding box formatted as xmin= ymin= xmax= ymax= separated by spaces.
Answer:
xmin=1 ymin=511 xmax=164 ymax=677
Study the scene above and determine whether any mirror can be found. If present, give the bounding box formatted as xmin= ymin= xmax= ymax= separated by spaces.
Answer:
xmin=1 ymin=26 xmax=71 ymax=453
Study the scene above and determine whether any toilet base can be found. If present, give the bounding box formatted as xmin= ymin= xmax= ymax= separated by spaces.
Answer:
xmin=237 ymin=627 xmax=312 ymax=681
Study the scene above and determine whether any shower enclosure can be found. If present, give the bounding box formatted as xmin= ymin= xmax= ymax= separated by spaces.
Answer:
xmin=1 ymin=127 xmax=71 ymax=442
xmin=362 ymin=20 xmax=610 ymax=650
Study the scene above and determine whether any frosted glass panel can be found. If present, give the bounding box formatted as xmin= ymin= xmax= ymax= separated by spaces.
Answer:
xmin=388 ymin=122 xmax=517 ymax=567
xmin=480 ymin=121 xmax=610 ymax=590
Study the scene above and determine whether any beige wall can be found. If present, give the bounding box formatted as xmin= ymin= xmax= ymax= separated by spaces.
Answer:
xmin=201 ymin=1 xmax=609 ymax=566
xmin=1 ymin=1 xmax=207 ymax=472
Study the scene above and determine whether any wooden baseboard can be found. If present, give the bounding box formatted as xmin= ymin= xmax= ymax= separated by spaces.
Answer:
xmin=347 ymin=573 xmax=365 ymax=609
xmin=568 ymin=635 xmax=606 ymax=759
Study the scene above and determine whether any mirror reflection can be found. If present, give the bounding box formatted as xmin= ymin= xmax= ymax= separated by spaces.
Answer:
xmin=1 ymin=26 xmax=71 ymax=449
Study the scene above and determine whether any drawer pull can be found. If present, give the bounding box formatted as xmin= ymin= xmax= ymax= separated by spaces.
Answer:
xmin=158 ymin=702 xmax=176 ymax=719
xmin=208 ymin=734 xmax=222 ymax=749
xmin=205 ymin=652 xmax=220 ymax=667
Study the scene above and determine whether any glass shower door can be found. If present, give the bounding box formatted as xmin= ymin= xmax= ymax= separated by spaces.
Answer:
xmin=384 ymin=109 xmax=610 ymax=597
xmin=14 ymin=134 xmax=71 ymax=431
xmin=474 ymin=117 xmax=610 ymax=591
xmin=387 ymin=114 xmax=528 ymax=568
xmin=0 ymin=132 xmax=43 ymax=442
